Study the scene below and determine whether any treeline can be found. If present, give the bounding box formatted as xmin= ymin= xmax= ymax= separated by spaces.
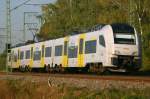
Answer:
xmin=39 ymin=0 xmax=150 ymax=70
xmin=39 ymin=0 xmax=129 ymax=39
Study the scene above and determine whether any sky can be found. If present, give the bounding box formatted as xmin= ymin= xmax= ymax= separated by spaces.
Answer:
xmin=0 ymin=0 xmax=56 ymax=53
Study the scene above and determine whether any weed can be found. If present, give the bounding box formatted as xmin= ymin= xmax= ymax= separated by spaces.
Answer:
xmin=0 ymin=79 xmax=150 ymax=99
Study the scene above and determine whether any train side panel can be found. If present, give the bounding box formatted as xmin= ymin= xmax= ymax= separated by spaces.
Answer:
xmin=32 ymin=42 xmax=42 ymax=68
xmin=67 ymin=35 xmax=79 ymax=67
xmin=44 ymin=40 xmax=54 ymax=68
xmin=84 ymin=31 xmax=101 ymax=65
xmin=99 ymin=25 xmax=114 ymax=67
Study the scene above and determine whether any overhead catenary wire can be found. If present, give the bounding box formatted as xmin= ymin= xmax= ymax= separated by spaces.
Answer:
xmin=10 ymin=0 xmax=32 ymax=12
xmin=5 ymin=0 xmax=33 ymax=73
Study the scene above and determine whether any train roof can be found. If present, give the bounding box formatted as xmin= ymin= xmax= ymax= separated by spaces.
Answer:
xmin=12 ymin=23 xmax=132 ymax=48
xmin=12 ymin=24 xmax=107 ymax=48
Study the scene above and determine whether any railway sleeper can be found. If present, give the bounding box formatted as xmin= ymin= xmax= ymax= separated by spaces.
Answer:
xmin=19 ymin=65 xmax=26 ymax=72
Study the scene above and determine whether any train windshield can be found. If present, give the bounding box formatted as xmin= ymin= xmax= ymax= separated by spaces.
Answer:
xmin=111 ymin=24 xmax=136 ymax=44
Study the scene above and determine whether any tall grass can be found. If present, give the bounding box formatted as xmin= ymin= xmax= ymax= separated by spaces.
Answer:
xmin=142 ymin=48 xmax=150 ymax=71
xmin=0 ymin=79 xmax=150 ymax=99
xmin=0 ymin=53 xmax=6 ymax=71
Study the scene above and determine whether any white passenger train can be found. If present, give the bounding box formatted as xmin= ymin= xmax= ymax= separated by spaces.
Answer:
xmin=8 ymin=23 xmax=141 ymax=73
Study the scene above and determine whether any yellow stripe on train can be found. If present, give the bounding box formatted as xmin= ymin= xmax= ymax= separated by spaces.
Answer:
xmin=77 ymin=34 xmax=85 ymax=67
xmin=62 ymin=36 xmax=69 ymax=67
xmin=29 ymin=44 xmax=34 ymax=68
xmin=41 ymin=43 xmax=45 ymax=67
xmin=17 ymin=49 xmax=20 ymax=68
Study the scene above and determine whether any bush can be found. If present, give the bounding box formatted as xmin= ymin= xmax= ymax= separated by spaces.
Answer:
xmin=142 ymin=48 xmax=150 ymax=71
xmin=0 ymin=53 xmax=6 ymax=71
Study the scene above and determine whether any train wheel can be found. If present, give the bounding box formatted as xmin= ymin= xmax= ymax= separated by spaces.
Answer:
xmin=25 ymin=65 xmax=32 ymax=72
xmin=88 ymin=64 xmax=95 ymax=73
xmin=97 ymin=64 xmax=105 ymax=74
xmin=55 ymin=65 xmax=60 ymax=73
xmin=47 ymin=64 xmax=51 ymax=73
xmin=59 ymin=65 xmax=64 ymax=73
xmin=20 ymin=66 xmax=25 ymax=72
xmin=103 ymin=69 xmax=111 ymax=75
xmin=28 ymin=66 xmax=32 ymax=72
xmin=19 ymin=66 xmax=22 ymax=72
xmin=25 ymin=66 xmax=28 ymax=72
xmin=49 ymin=67 xmax=55 ymax=73
xmin=45 ymin=66 xmax=49 ymax=73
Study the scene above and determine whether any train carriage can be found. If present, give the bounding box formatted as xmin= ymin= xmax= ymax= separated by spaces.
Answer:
xmin=8 ymin=23 xmax=141 ymax=73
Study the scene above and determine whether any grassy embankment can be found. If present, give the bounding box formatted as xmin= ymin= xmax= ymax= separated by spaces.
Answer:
xmin=0 ymin=79 xmax=150 ymax=99
xmin=142 ymin=48 xmax=150 ymax=71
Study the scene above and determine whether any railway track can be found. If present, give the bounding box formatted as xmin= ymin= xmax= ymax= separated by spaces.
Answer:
xmin=0 ymin=72 xmax=150 ymax=82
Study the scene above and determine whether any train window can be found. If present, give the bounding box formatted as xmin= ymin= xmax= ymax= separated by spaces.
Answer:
xmin=25 ymin=50 xmax=30 ymax=59
xmin=114 ymin=33 xmax=136 ymax=44
xmin=33 ymin=51 xmax=41 ymax=60
xmin=64 ymin=41 xmax=68 ymax=55
xmin=79 ymin=39 xmax=84 ymax=54
xmin=111 ymin=23 xmax=134 ymax=33
xmin=45 ymin=47 xmax=51 ymax=57
xmin=112 ymin=24 xmax=136 ymax=44
xmin=20 ymin=51 xmax=24 ymax=60
xmin=55 ymin=45 xmax=63 ymax=56
xmin=85 ymin=40 xmax=97 ymax=54
xmin=99 ymin=35 xmax=105 ymax=47
xmin=68 ymin=46 xmax=78 ymax=58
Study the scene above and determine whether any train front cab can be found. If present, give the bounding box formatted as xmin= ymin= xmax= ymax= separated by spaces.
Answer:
xmin=110 ymin=24 xmax=141 ymax=71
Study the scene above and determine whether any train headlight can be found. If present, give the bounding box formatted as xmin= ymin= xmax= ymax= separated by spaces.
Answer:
xmin=132 ymin=52 xmax=138 ymax=56
xmin=115 ymin=50 xmax=120 ymax=55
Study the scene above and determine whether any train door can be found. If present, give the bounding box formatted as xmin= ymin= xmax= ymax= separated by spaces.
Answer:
xmin=78 ymin=38 xmax=84 ymax=67
xmin=62 ymin=40 xmax=68 ymax=67
xmin=99 ymin=35 xmax=106 ymax=64
xmin=68 ymin=36 xmax=78 ymax=67
xmin=20 ymin=50 xmax=25 ymax=68
xmin=33 ymin=43 xmax=42 ymax=68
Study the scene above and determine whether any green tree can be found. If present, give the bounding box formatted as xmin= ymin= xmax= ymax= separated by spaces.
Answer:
xmin=39 ymin=0 xmax=150 ymax=70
